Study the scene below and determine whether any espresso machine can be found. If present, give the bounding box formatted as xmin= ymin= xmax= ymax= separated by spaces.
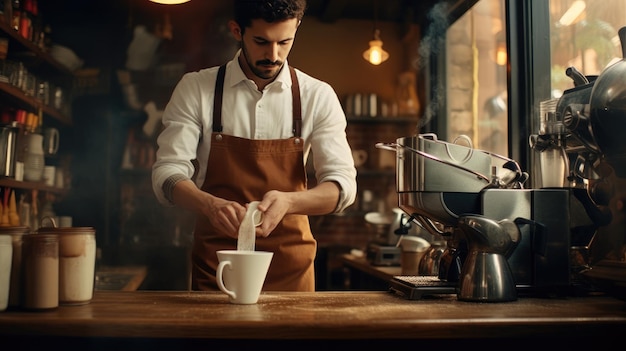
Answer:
xmin=384 ymin=26 xmax=626 ymax=302
xmin=378 ymin=133 xmax=572 ymax=301
xmin=531 ymin=26 xmax=626 ymax=298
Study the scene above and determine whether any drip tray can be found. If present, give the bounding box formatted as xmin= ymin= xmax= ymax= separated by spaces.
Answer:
xmin=389 ymin=275 xmax=457 ymax=300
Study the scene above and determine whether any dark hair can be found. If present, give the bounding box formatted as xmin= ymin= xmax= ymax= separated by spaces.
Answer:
xmin=234 ymin=0 xmax=307 ymax=31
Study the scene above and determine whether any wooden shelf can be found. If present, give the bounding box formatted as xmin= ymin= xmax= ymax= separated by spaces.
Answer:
xmin=0 ymin=177 xmax=67 ymax=194
xmin=0 ymin=17 xmax=75 ymax=126
xmin=0 ymin=18 xmax=73 ymax=77
xmin=0 ymin=82 xmax=71 ymax=125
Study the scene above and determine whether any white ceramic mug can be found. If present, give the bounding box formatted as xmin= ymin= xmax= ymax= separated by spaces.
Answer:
xmin=216 ymin=250 xmax=273 ymax=304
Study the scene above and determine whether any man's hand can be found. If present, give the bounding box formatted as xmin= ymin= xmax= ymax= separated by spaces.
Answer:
xmin=255 ymin=190 xmax=291 ymax=237
xmin=255 ymin=182 xmax=341 ymax=237
xmin=201 ymin=197 xmax=247 ymax=239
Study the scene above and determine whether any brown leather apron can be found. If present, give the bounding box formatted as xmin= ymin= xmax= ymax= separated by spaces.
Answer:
xmin=191 ymin=64 xmax=316 ymax=291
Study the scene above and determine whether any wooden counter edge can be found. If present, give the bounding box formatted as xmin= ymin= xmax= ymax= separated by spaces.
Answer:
xmin=1 ymin=291 xmax=625 ymax=342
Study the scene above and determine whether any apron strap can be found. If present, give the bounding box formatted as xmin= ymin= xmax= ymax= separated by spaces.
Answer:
xmin=289 ymin=66 xmax=302 ymax=138
xmin=213 ymin=64 xmax=226 ymax=133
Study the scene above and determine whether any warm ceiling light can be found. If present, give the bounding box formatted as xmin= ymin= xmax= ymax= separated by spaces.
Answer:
xmin=363 ymin=29 xmax=389 ymax=65
xmin=495 ymin=31 xmax=507 ymax=66
xmin=496 ymin=44 xmax=507 ymax=66
xmin=149 ymin=0 xmax=191 ymax=4
xmin=558 ymin=0 xmax=586 ymax=26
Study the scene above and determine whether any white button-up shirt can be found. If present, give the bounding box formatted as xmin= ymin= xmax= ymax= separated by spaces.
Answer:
xmin=152 ymin=51 xmax=357 ymax=212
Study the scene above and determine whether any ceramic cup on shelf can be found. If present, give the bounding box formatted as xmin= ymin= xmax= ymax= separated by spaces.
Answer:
xmin=23 ymin=133 xmax=45 ymax=182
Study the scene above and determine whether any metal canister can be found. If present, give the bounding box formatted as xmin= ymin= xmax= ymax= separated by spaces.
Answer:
xmin=38 ymin=226 xmax=96 ymax=305
xmin=0 ymin=226 xmax=31 ymax=308
xmin=0 ymin=124 xmax=18 ymax=178
xmin=23 ymin=233 xmax=59 ymax=310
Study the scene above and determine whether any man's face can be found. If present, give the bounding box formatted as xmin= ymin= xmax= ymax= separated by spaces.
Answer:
xmin=232 ymin=18 xmax=299 ymax=80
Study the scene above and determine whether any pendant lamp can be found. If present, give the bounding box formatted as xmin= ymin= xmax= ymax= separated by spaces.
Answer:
xmin=149 ymin=0 xmax=191 ymax=4
xmin=363 ymin=0 xmax=388 ymax=65
xmin=363 ymin=29 xmax=389 ymax=65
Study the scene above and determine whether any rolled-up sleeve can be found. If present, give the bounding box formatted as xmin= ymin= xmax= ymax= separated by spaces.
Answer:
xmin=300 ymin=74 xmax=357 ymax=213
xmin=152 ymin=70 xmax=213 ymax=206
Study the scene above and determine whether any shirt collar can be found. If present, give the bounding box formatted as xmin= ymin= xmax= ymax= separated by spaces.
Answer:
xmin=226 ymin=49 xmax=292 ymax=90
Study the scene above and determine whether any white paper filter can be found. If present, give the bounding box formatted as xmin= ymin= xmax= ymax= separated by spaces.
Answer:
xmin=237 ymin=201 xmax=260 ymax=251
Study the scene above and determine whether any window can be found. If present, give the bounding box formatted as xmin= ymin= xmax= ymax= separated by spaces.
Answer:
xmin=549 ymin=0 xmax=625 ymax=97
xmin=445 ymin=0 xmax=508 ymax=156
xmin=439 ymin=0 xmax=624 ymax=167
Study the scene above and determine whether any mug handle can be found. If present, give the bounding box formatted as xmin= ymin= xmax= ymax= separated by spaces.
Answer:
xmin=216 ymin=260 xmax=236 ymax=300
xmin=251 ymin=209 xmax=263 ymax=227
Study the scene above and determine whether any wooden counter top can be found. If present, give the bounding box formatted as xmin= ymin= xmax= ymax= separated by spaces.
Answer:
xmin=1 ymin=290 xmax=625 ymax=348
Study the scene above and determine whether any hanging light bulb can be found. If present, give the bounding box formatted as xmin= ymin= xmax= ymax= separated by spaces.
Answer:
xmin=149 ymin=0 xmax=191 ymax=4
xmin=495 ymin=43 xmax=507 ymax=66
xmin=363 ymin=29 xmax=389 ymax=65
xmin=495 ymin=31 xmax=507 ymax=66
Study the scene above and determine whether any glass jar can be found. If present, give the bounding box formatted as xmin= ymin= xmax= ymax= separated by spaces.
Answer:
xmin=0 ymin=226 xmax=31 ymax=308
xmin=23 ymin=233 xmax=59 ymax=310
xmin=38 ymin=226 xmax=97 ymax=305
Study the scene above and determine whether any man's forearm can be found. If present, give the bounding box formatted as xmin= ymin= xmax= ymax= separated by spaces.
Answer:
xmin=285 ymin=181 xmax=341 ymax=216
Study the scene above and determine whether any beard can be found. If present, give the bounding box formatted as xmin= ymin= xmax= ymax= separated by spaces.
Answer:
xmin=241 ymin=41 xmax=284 ymax=80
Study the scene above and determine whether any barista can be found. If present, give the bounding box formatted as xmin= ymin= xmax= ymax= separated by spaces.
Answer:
xmin=151 ymin=0 xmax=357 ymax=291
